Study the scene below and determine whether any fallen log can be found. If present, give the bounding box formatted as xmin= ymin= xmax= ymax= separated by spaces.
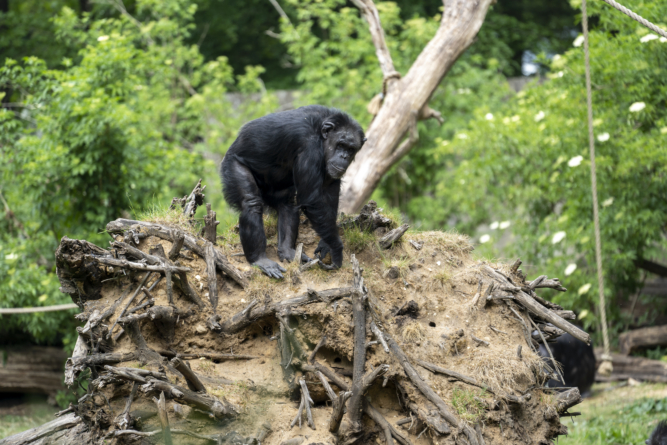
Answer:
xmin=594 ymin=351 xmax=667 ymax=383
xmin=619 ymin=325 xmax=667 ymax=355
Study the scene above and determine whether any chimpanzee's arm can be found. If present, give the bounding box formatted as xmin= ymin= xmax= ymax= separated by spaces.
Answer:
xmin=293 ymin=148 xmax=344 ymax=267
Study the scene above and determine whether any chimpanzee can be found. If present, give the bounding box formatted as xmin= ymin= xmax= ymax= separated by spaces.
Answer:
xmin=647 ymin=420 xmax=667 ymax=445
xmin=538 ymin=332 xmax=596 ymax=396
xmin=220 ymin=105 xmax=366 ymax=279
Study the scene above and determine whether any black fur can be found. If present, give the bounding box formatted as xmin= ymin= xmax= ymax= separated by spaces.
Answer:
xmin=220 ymin=105 xmax=365 ymax=278
xmin=538 ymin=332 xmax=596 ymax=396
xmin=648 ymin=420 xmax=667 ymax=445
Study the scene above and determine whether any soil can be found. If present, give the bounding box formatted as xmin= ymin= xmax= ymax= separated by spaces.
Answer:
xmin=46 ymin=204 xmax=577 ymax=445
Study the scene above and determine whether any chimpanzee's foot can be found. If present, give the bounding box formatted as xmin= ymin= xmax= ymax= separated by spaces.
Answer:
xmin=253 ymin=257 xmax=287 ymax=279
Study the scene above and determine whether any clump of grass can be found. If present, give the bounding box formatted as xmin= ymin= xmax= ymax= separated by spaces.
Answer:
xmin=136 ymin=203 xmax=204 ymax=236
xmin=433 ymin=269 xmax=451 ymax=286
xmin=402 ymin=320 xmax=425 ymax=342
xmin=196 ymin=358 xmax=215 ymax=375
xmin=381 ymin=255 xmax=412 ymax=278
xmin=343 ymin=226 xmax=375 ymax=253
xmin=451 ymin=387 xmax=486 ymax=424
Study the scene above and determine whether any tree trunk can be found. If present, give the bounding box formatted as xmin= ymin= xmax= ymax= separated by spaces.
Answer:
xmin=339 ymin=0 xmax=494 ymax=213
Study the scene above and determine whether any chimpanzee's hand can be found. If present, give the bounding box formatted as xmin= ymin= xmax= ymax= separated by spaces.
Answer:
xmin=252 ymin=257 xmax=287 ymax=279
xmin=314 ymin=239 xmax=332 ymax=262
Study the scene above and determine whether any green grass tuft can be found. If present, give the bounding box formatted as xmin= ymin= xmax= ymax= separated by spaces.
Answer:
xmin=451 ymin=387 xmax=486 ymax=424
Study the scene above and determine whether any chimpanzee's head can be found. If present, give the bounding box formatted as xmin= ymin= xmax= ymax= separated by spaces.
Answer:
xmin=321 ymin=113 xmax=366 ymax=180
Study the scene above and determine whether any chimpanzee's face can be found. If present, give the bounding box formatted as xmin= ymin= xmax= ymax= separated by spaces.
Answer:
xmin=322 ymin=123 xmax=366 ymax=180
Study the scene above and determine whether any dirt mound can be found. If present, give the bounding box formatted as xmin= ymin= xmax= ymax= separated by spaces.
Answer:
xmin=14 ymin=195 xmax=587 ymax=445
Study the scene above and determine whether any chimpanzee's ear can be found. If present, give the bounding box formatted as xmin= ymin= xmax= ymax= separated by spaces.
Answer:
xmin=321 ymin=121 xmax=335 ymax=139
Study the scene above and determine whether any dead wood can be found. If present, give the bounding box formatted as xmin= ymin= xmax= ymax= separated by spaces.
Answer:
xmin=116 ymin=381 xmax=138 ymax=430
xmin=171 ymin=357 xmax=206 ymax=393
xmin=205 ymin=242 xmax=219 ymax=309
xmin=176 ymin=352 xmax=260 ymax=361
xmin=173 ymin=271 xmax=206 ymax=309
xmin=339 ymin=0 xmax=495 ymax=212
xmin=384 ymin=333 xmax=478 ymax=445
xmin=203 ymin=203 xmax=219 ymax=244
xmin=155 ymin=391 xmax=174 ymax=445
xmin=339 ymin=201 xmax=393 ymax=232
xmin=0 ymin=413 xmax=82 ymax=445
xmin=316 ymin=371 xmax=351 ymax=433
xmin=482 ymin=266 xmax=590 ymax=344
xmin=594 ymin=351 xmax=667 ymax=383
xmin=619 ymin=325 xmax=667 ymax=355
xmin=379 ymin=224 xmax=409 ymax=249
xmin=140 ymin=379 xmax=234 ymax=419
xmin=416 ymin=360 xmax=529 ymax=405
xmin=370 ymin=321 xmax=390 ymax=353
xmin=555 ymin=388 xmax=582 ymax=413
xmin=363 ymin=399 xmax=412 ymax=445
xmin=0 ymin=346 xmax=68 ymax=395
xmin=183 ymin=179 xmax=206 ymax=219
xmin=346 ymin=255 xmax=368 ymax=438
xmin=168 ymin=229 xmax=185 ymax=261
xmin=106 ymin=218 xmax=248 ymax=288
xmin=527 ymin=315 xmax=565 ymax=385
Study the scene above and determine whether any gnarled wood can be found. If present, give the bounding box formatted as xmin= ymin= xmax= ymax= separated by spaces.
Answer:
xmin=340 ymin=0 xmax=495 ymax=212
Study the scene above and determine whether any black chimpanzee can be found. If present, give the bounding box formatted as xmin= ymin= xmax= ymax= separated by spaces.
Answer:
xmin=648 ymin=420 xmax=667 ymax=445
xmin=220 ymin=105 xmax=366 ymax=279
xmin=538 ymin=332 xmax=596 ymax=396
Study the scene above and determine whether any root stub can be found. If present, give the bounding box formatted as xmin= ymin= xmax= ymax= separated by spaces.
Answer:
xmin=13 ymin=189 xmax=584 ymax=445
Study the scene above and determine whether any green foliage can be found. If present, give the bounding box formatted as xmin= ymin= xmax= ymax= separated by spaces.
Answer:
xmin=562 ymin=392 xmax=667 ymax=445
xmin=407 ymin=0 xmax=667 ymax=341
xmin=0 ymin=0 xmax=275 ymax=344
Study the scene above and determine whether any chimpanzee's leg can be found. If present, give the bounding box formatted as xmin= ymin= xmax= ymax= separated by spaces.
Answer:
xmin=265 ymin=189 xmax=310 ymax=264
xmin=221 ymin=157 xmax=286 ymax=279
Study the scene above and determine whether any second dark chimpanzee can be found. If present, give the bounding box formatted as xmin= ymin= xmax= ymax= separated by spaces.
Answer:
xmin=538 ymin=332 xmax=597 ymax=396
xmin=220 ymin=105 xmax=366 ymax=279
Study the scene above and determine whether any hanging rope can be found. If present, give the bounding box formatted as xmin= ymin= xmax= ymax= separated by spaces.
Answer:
xmin=581 ymin=0 xmax=613 ymax=375
xmin=0 ymin=303 xmax=78 ymax=314
xmin=599 ymin=0 xmax=667 ymax=39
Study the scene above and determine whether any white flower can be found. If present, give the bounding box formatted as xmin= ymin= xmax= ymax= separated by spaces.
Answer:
xmin=629 ymin=102 xmax=646 ymax=112
xmin=457 ymin=133 xmax=468 ymax=139
xmin=479 ymin=234 xmax=491 ymax=244
xmin=485 ymin=113 xmax=494 ymax=121
xmin=578 ymin=283 xmax=592 ymax=295
xmin=597 ymin=132 xmax=610 ymax=142
xmin=5 ymin=253 xmax=17 ymax=260
xmin=97 ymin=35 xmax=109 ymax=42
xmin=511 ymin=115 xmax=520 ymax=122
xmin=457 ymin=88 xmax=471 ymax=95
xmin=441 ymin=140 xmax=449 ymax=146
xmin=552 ymin=231 xmax=566 ymax=244
xmin=553 ymin=55 xmax=561 ymax=62
xmin=573 ymin=35 xmax=585 ymax=47
xmin=499 ymin=221 xmax=511 ymax=229
xmin=534 ymin=111 xmax=545 ymax=122
xmin=640 ymin=34 xmax=659 ymax=43
xmin=557 ymin=71 xmax=564 ymax=78
xmin=490 ymin=221 xmax=499 ymax=230
xmin=578 ymin=309 xmax=589 ymax=319
xmin=568 ymin=155 xmax=583 ymax=167
xmin=564 ymin=263 xmax=577 ymax=276
xmin=602 ymin=197 xmax=614 ymax=207
xmin=460 ymin=179 xmax=466 ymax=185
xmin=661 ymin=37 xmax=667 ymax=43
